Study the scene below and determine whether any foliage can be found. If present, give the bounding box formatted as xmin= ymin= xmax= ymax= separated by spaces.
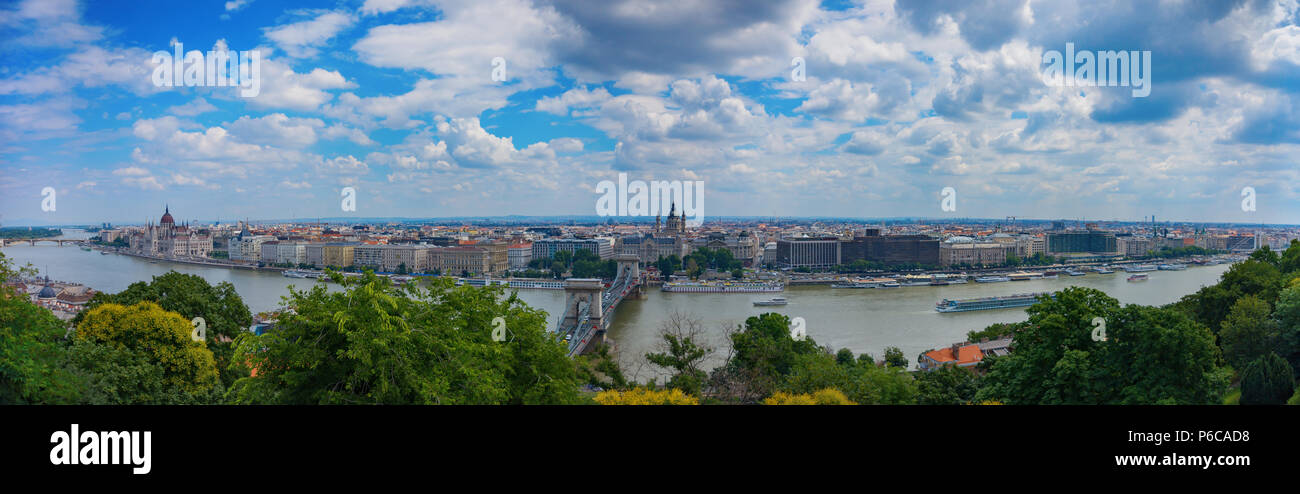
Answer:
xmin=883 ymin=346 xmax=908 ymax=368
xmin=780 ymin=350 xmax=917 ymax=404
xmin=72 ymin=271 xmax=253 ymax=387
xmin=915 ymin=365 xmax=981 ymax=405
xmin=1218 ymin=295 xmax=1280 ymax=370
xmin=75 ymin=301 xmax=219 ymax=395
xmin=574 ymin=342 xmax=629 ymax=391
xmin=655 ymin=255 xmax=682 ymax=276
xmin=644 ymin=312 xmax=714 ymax=395
xmin=1272 ymin=283 xmax=1300 ymax=377
xmin=1239 ymin=352 xmax=1294 ymax=405
xmin=0 ymin=227 xmax=62 ymax=239
xmin=967 ymin=322 xmax=1024 ymax=343
xmin=977 ymin=287 xmax=1229 ymax=404
xmin=593 ymin=387 xmax=698 ymax=405
xmin=0 ymin=253 xmax=82 ymax=404
xmin=228 ymin=271 xmax=580 ymax=404
xmin=60 ymin=339 xmax=221 ymax=404
xmin=1175 ymin=259 xmax=1282 ymax=333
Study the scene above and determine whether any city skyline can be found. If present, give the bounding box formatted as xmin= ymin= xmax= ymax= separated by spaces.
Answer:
xmin=3 ymin=0 xmax=1300 ymax=225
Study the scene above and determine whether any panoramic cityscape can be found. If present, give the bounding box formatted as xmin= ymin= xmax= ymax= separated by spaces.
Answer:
xmin=2 ymin=0 xmax=1298 ymax=480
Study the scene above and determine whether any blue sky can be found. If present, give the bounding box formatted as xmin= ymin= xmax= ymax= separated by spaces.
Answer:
xmin=1 ymin=0 xmax=1298 ymax=225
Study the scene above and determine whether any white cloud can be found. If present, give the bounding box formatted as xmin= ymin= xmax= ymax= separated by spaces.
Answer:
xmin=264 ymin=11 xmax=355 ymax=58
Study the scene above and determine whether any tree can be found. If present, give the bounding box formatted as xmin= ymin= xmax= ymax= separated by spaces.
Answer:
xmin=1239 ymin=352 xmax=1294 ymax=405
xmin=1278 ymin=240 xmax=1300 ymax=275
xmin=967 ymin=322 xmax=1024 ymax=343
xmin=644 ymin=312 xmax=714 ymax=395
xmin=229 ymin=271 xmax=580 ymax=404
xmin=1249 ymin=245 xmax=1280 ymax=267
xmin=780 ymin=351 xmax=917 ymax=404
xmin=60 ymin=339 xmax=218 ymax=404
xmin=915 ymin=365 xmax=980 ymax=405
xmin=835 ymin=348 xmax=855 ymax=366
xmin=72 ymin=271 xmax=253 ymax=387
xmin=0 ymin=253 xmax=82 ymax=404
xmin=1271 ymin=283 xmax=1300 ymax=377
xmin=708 ymin=312 xmax=821 ymax=403
xmin=75 ymin=301 xmax=219 ymax=395
xmin=655 ymin=255 xmax=682 ymax=276
xmin=1218 ymin=295 xmax=1280 ymax=370
xmin=574 ymin=342 xmax=628 ymax=391
xmin=977 ymin=287 xmax=1229 ymax=404
xmin=883 ymin=346 xmax=908 ymax=368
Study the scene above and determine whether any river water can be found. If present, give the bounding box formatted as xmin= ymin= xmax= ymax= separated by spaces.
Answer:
xmin=3 ymin=229 xmax=1231 ymax=376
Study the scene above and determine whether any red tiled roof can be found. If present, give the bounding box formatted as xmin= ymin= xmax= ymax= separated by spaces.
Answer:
xmin=924 ymin=344 xmax=984 ymax=366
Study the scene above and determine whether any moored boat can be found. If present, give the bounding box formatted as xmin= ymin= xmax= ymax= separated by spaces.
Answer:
xmin=936 ymin=292 xmax=1052 ymax=313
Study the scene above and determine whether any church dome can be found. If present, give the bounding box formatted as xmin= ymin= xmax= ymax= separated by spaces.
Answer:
xmin=160 ymin=205 xmax=175 ymax=225
xmin=38 ymin=284 xmax=59 ymax=299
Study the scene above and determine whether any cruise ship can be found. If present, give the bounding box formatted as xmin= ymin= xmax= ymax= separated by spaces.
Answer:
xmin=831 ymin=279 xmax=877 ymax=288
xmin=898 ymin=274 xmax=935 ymax=286
xmin=935 ymin=292 xmax=1051 ymax=313
xmin=753 ymin=297 xmax=788 ymax=306
xmin=1128 ymin=274 xmax=1149 ymax=282
xmin=975 ymin=275 xmax=1011 ymax=283
xmin=662 ymin=281 xmax=784 ymax=293
xmin=1158 ymin=263 xmax=1188 ymax=271
xmin=458 ymin=278 xmax=565 ymax=289
xmin=1124 ymin=264 xmax=1158 ymax=273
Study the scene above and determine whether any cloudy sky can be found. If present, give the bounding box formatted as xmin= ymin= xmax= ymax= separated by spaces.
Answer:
xmin=1 ymin=0 xmax=1298 ymax=225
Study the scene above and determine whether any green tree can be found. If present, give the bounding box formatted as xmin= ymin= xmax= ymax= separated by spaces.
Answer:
xmin=1278 ymin=240 xmax=1300 ymax=275
xmin=781 ymin=351 xmax=916 ymax=405
xmin=1248 ymin=245 xmax=1279 ymax=267
xmin=229 ymin=271 xmax=580 ymax=404
xmin=835 ymin=348 xmax=855 ymax=366
xmin=1239 ymin=352 xmax=1294 ymax=405
xmin=0 ymin=253 xmax=82 ymax=404
xmin=61 ymin=339 xmax=219 ymax=404
xmin=72 ymin=271 xmax=253 ymax=387
xmin=75 ymin=301 xmax=219 ymax=395
xmin=709 ymin=312 xmax=820 ymax=402
xmin=1271 ymin=283 xmax=1300 ymax=376
xmin=977 ymin=287 xmax=1228 ymax=404
xmin=915 ymin=365 xmax=980 ymax=405
xmin=644 ymin=312 xmax=714 ymax=395
xmin=1218 ymin=295 xmax=1280 ymax=370
xmin=883 ymin=346 xmax=908 ymax=368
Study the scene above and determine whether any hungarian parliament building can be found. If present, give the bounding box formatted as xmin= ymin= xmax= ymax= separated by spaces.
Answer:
xmin=128 ymin=206 xmax=214 ymax=258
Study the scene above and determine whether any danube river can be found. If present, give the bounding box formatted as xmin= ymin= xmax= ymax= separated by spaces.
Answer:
xmin=2 ymin=229 xmax=1231 ymax=376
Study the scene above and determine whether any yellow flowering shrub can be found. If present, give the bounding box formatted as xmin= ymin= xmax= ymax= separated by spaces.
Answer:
xmin=593 ymin=387 xmax=699 ymax=405
xmin=763 ymin=388 xmax=856 ymax=405
xmin=76 ymin=301 xmax=218 ymax=393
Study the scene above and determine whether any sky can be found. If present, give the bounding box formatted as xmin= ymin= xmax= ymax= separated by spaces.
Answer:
xmin=1 ymin=0 xmax=1298 ymax=226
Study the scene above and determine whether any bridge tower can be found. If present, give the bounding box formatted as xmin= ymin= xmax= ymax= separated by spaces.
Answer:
xmin=616 ymin=253 xmax=641 ymax=296
xmin=561 ymin=278 xmax=605 ymax=334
